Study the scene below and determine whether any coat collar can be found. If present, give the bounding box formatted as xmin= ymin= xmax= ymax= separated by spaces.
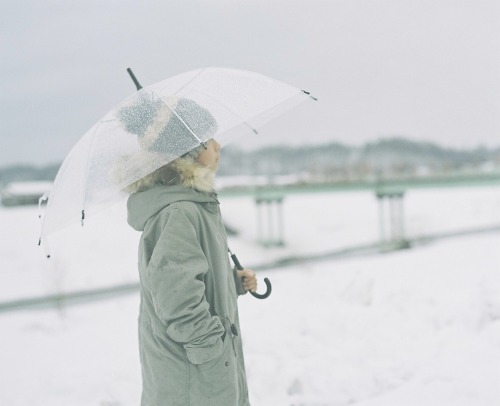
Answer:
xmin=127 ymin=184 xmax=218 ymax=231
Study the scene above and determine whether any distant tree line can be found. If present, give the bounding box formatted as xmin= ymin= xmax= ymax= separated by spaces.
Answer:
xmin=0 ymin=164 xmax=60 ymax=185
xmin=217 ymin=138 xmax=500 ymax=179
xmin=1 ymin=138 xmax=499 ymax=185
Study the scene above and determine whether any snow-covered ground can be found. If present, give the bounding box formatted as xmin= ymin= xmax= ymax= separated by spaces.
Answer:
xmin=1 ymin=186 xmax=499 ymax=405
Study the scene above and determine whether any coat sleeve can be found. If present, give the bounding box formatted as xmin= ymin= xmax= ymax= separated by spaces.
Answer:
xmin=233 ymin=268 xmax=248 ymax=296
xmin=146 ymin=207 xmax=225 ymax=365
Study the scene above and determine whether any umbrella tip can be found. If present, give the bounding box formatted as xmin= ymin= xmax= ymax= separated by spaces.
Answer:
xmin=127 ymin=67 xmax=143 ymax=91
xmin=301 ymin=90 xmax=318 ymax=101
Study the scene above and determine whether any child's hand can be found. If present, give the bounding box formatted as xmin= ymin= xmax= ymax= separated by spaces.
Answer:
xmin=237 ymin=269 xmax=258 ymax=293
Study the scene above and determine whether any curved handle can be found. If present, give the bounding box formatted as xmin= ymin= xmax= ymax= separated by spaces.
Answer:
xmin=229 ymin=249 xmax=272 ymax=300
xmin=250 ymin=277 xmax=272 ymax=299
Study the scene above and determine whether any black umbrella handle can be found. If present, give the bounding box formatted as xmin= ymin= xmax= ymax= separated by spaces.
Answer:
xmin=230 ymin=251 xmax=272 ymax=299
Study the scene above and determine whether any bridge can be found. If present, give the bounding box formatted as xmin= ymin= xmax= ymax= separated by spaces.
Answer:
xmin=219 ymin=172 xmax=500 ymax=248
xmin=218 ymin=172 xmax=500 ymax=198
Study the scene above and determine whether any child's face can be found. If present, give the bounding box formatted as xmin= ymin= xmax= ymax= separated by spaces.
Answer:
xmin=196 ymin=139 xmax=221 ymax=171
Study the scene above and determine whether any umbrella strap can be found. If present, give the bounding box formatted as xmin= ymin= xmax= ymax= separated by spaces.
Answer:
xmin=38 ymin=193 xmax=52 ymax=258
xmin=38 ymin=193 xmax=49 ymax=222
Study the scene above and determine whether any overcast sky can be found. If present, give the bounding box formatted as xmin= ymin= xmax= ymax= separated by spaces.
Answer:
xmin=1 ymin=0 xmax=499 ymax=166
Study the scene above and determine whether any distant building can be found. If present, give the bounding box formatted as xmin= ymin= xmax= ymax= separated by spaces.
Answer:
xmin=0 ymin=181 xmax=52 ymax=207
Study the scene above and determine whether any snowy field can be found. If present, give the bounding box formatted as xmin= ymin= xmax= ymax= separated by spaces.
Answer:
xmin=1 ymin=186 xmax=500 ymax=405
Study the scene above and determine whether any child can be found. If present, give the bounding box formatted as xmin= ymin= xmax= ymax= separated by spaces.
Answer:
xmin=121 ymin=96 xmax=255 ymax=405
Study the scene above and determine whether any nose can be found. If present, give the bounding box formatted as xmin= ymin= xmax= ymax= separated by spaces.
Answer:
xmin=214 ymin=139 xmax=221 ymax=152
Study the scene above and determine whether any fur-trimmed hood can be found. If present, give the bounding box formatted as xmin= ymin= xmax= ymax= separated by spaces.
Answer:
xmin=122 ymin=156 xmax=216 ymax=195
xmin=126 ymin=156 xmax=219 ymax=231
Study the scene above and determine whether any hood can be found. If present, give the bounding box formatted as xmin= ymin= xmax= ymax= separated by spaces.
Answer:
xmin=127 ymin=184 xmax=217 ymax=231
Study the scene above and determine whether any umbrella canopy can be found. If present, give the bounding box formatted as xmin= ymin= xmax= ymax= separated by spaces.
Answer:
xmin=39 ymin=67 xmax=316 ymax=250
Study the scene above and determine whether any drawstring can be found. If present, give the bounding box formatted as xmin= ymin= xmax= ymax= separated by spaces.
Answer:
xmin=210 ymin=192 xmax=220 ymax=204
xmin=37 ymin=193 xmax=51 ymax=258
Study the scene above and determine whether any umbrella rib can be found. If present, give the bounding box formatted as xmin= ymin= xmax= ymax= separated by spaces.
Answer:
xmin=177 ymin=87 xmax=259 ymax=135
xmin=81 ymin=122 xmax=102 ymax=224
xmin=173 ymin=68 xmax=207 ymax=96
xmin=149 ymin=89 xmax=205 ymax=146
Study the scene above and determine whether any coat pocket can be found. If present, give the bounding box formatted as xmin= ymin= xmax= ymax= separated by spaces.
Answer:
xmin=195 ymin=333 xmax=230 ymax=372
xmin=189 ymin=332 xmax=238 ymax=405
xmin=185 ymin=333 xmax=225 ymax=365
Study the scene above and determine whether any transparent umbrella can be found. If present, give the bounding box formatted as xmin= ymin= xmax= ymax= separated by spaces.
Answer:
xmin=39 ymin=67 xmax=317 ymax=254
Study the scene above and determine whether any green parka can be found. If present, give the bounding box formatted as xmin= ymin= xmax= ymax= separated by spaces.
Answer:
xmin=127 ymin=184 xmax=250 ymax=406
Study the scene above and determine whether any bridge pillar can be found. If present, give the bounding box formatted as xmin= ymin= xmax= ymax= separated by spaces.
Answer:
xmin=376 ymin=189 xmax=410 ymax=250
xmin=255 ymin=192 xmax=285 ymax=247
